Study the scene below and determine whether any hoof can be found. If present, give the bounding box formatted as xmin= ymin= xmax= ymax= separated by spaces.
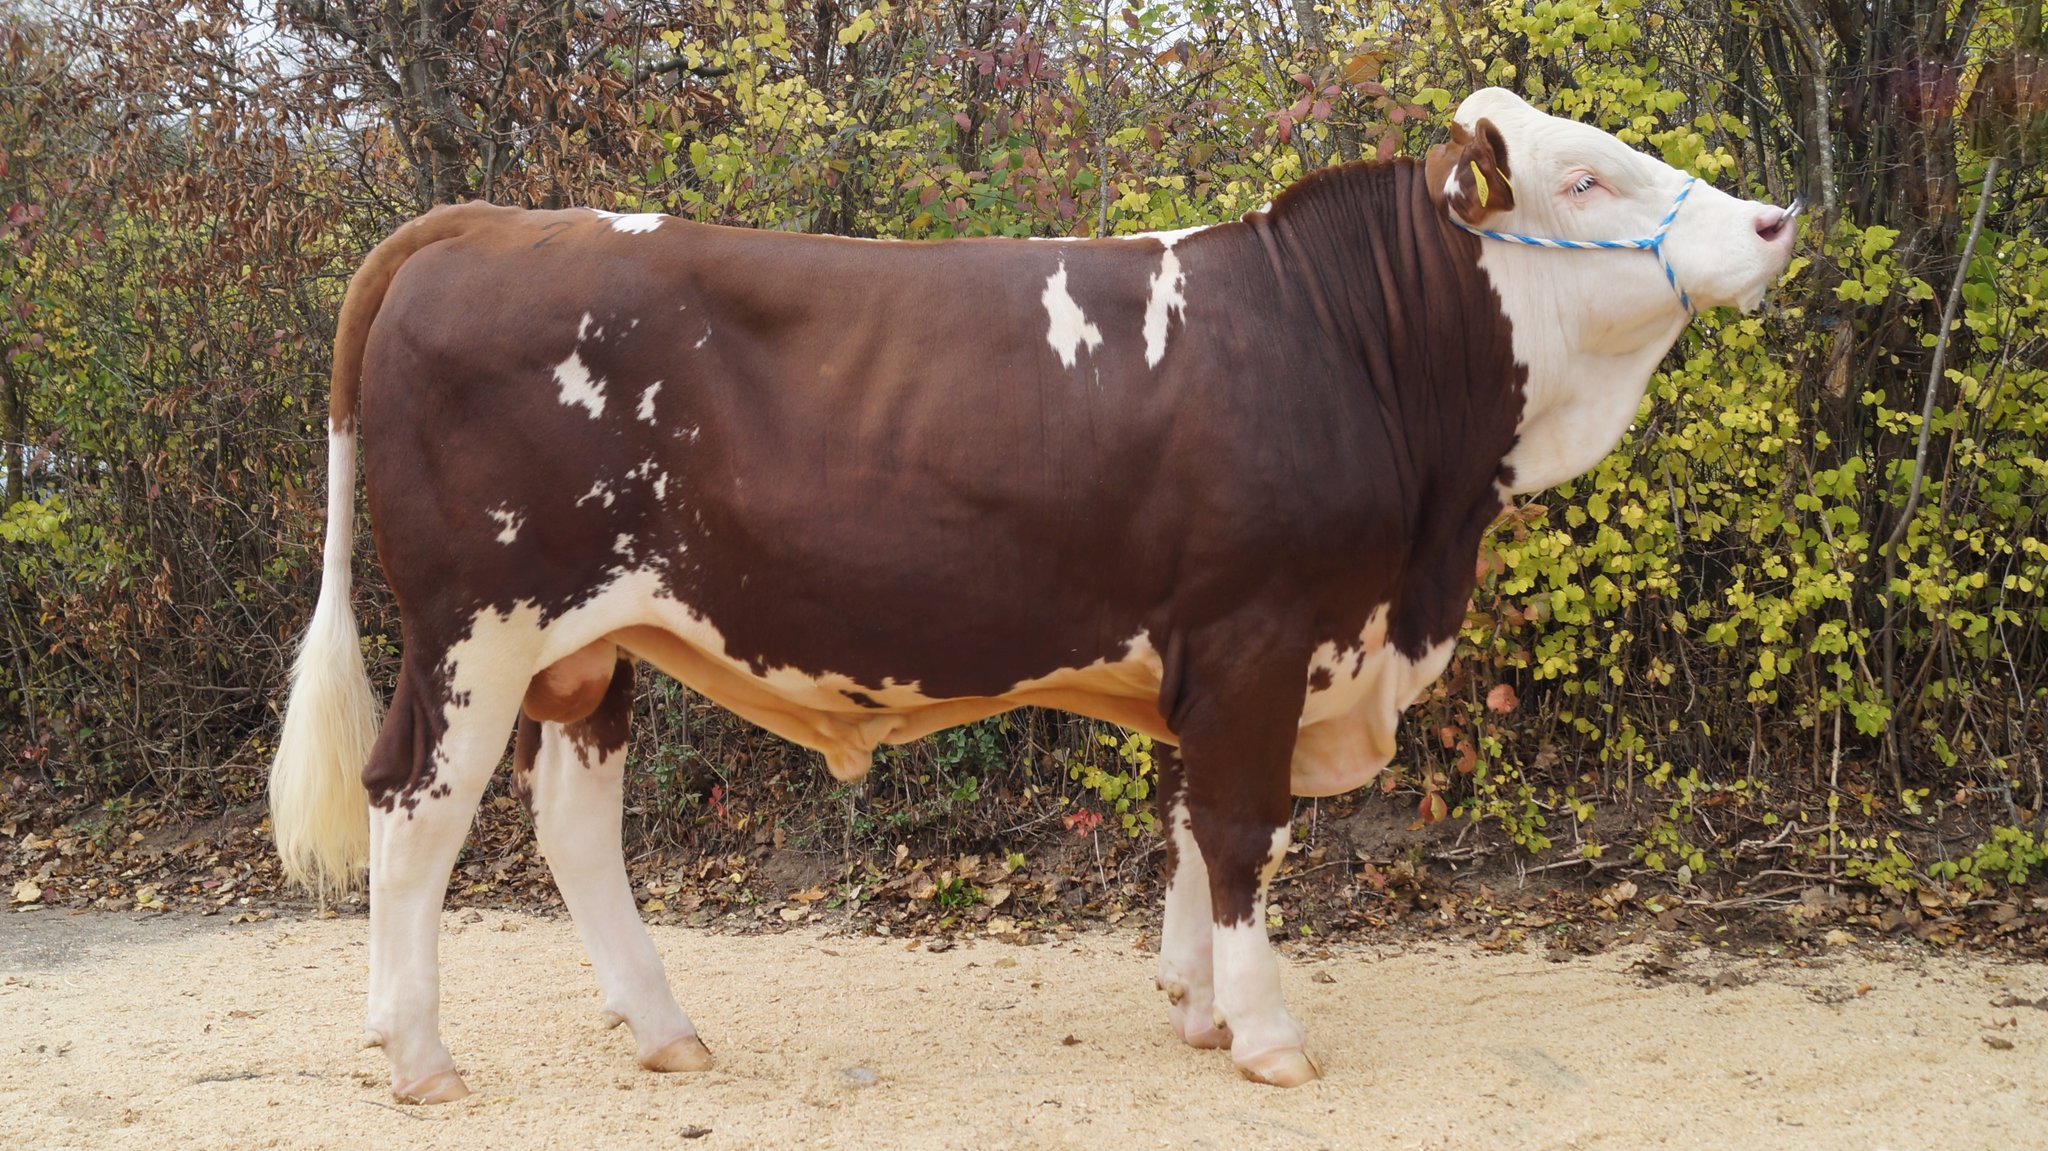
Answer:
xmin=641 ymin=1034 xmax=714 ymax=1073
xmin=1167 ymin=1004 xmax=1233 ymax=1050
xmin=391 ymin=1068 xmax=470 ymax=1104
xmin=1235 ymin=1046 xmax=1321 ymax=1088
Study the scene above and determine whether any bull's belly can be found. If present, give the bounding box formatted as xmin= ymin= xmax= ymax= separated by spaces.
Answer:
xmin=506 ymin=568 xmax=1443 ymax=796
xmin=613 ymin=622 xmax=1173 ymax=781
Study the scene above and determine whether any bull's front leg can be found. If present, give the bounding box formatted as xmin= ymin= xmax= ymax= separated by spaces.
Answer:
xmin=1155 ymin=746 xmax=1232 ymax=1049
xmin=1169 ymin=633 xmax=1319 ymax=1087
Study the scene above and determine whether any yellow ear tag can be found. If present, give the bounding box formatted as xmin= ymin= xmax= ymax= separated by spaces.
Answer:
xmin=1470 ymin=161 xmax=1490 ymax=208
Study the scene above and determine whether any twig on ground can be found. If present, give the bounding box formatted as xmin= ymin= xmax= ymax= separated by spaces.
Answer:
xmin=1514 ymin=857 xmax=1627 ymax=880
xmin=1686 ymin=884 xmax=1811 ymax=910
xmin=1271 ymin=860 xmax=1348 ymax=887
xmin=360 ymin=1098 xmax=438 ymax=1122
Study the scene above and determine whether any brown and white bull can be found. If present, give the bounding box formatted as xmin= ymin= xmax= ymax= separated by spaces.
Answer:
xmin=270 ymin=88 xmax=1797 ymax=1101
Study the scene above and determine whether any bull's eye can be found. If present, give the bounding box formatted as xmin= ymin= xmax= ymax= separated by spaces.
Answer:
xmin=1569 ymin=174 xmax=1597 ymax=196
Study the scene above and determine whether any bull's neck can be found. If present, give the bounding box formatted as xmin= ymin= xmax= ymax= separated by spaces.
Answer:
xmin=1249 ymin=160 xmax=1528 ymax=489
xmin=1476 ymin=248 xmax=1690 ymax=493
xmin=1246 ymin=161 xmax=1529 ymax=657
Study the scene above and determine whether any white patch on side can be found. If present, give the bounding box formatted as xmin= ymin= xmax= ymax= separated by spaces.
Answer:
xmin=637 ymin=381 xmax=662 ymax=424
xmin=577 ymin=312 xmax=594 ymax=341
xmin=576 ymin=480 xmax=614 ymax=508
xmin=594 ymin=210 xmax=664 ymax=234
xmin=652 ymin=473 xmax=668 ymax=502
xmin=693 ymin=332 xmax=709 ymax=350
xmin=487 ymin=505 xmax=524 ymax=544
xmin=1142 ymin=246 xmax=1187 ymax=369
xmin=1040 ymin=262 xmax=1103 ymax=369
xmin=613 ymin=533 xmax=635 ymax=557
xmin=554 ymin=351 xmax=606 ymax=419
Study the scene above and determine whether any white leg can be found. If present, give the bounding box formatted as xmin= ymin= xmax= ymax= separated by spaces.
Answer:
xmin=528 ymin=717 xmax=710 ymax=1072
xmin=1157 ymin=799 xmax=1231 ymax=1048
xmin=363 ymin=675 xmax=520 ymax=1103
xmin=1209 ymin=825 xmax=1314 ymax=1086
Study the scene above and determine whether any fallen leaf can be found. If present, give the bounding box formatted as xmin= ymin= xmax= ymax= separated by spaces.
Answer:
xmin=1486 ymin=683 xmax=1519 ymax=714
xmin=791 ymin=886 xmax=826 ymax=903
xmin=1060 ymin=1035 xmax=1081 ymax=1046
xmin=1601 ymin=880 xmax=1639 ymax=907
xmin=1984 ymin=1036 xmax=2014 ymax=1050
xmin=12 ymin=879 xmax=41 ymax=905
xmin=680 ymin=1125 xmax=712 ymax=1139
xmin=778 ymin=906 xmax=807 ymax=923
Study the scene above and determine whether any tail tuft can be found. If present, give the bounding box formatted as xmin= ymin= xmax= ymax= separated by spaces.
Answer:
xmin=269 ymin=431 xmax=377 ymax=897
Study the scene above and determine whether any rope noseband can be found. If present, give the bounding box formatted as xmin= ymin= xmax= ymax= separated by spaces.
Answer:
xmin=1452 ymin=178 xmax=1700 ymax=315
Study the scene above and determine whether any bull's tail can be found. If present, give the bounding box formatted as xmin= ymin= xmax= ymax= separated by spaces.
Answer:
xmin=270 ymin=202 xmax=513 ymax=896
xmin=268 ymin=422 xmax=380 ymax=897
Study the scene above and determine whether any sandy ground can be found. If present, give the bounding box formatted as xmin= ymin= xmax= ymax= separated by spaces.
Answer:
xmin=1 ymin=910 xmax=2042 ymax=1151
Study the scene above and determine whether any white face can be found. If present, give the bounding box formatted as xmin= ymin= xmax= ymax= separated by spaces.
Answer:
xmin=1438 ymin=89 xmax=1801 ymax=494
xmin=1451 ymin=87 xmax=1798 ymax=326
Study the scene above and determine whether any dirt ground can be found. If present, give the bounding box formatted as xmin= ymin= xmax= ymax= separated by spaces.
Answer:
xmin=2 ymin=909 xmax=2042 ymax=1151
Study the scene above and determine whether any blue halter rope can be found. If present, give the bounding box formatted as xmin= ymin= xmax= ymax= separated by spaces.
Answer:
xmin=1452 ymin=178 xmax=1700 ymax=315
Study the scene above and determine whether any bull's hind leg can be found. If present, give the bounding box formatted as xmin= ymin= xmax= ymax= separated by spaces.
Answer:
xmin=519 ymin=657 xmax=712 ymax=1073
xmin=1172 ymin=629 xmax=1320 ymax=1087
xmin=1155 ymin=746 xmax=1232 ymax=1049
xmin=363 ymin=642 xmax=531 ymax=1103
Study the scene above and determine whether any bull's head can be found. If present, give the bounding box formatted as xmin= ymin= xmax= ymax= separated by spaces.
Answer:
xmin=1426 ymin=88 xmax=1801 ymax=493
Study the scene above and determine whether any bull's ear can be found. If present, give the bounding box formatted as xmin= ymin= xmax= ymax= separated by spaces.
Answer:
xmin=1425 ymin=117 xmax=1516 ymax=226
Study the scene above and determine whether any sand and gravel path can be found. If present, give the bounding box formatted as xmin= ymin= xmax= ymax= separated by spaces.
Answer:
xmin=2 ymin=909 xmax=2042 ymax=1150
